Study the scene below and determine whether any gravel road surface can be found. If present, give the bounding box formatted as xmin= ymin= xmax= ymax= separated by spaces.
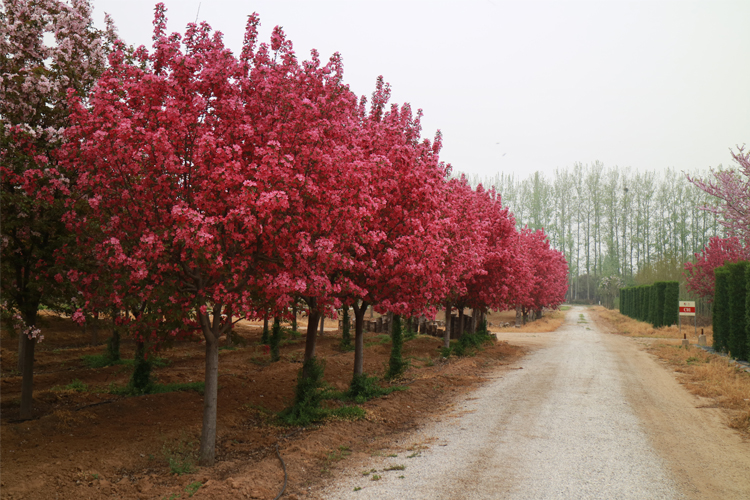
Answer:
xmin=318 ymin=306 xmax=750 ymax=500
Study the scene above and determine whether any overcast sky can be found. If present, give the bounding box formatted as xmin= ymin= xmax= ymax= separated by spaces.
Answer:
xmin=90 ymin=0 xmax=750 ymax=180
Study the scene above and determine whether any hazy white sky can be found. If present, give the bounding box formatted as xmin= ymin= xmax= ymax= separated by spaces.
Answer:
xmin=90 ymin=0 xmax=750 ymax=180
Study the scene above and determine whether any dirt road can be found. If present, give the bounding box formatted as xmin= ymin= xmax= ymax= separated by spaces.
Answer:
xmin=318 ymin=306 xmax=750 ymax=499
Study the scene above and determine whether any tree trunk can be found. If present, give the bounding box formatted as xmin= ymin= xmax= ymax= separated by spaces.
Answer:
xmin=19 ymin=334 xmax=36 ymax=419
xmin=535 ymin=308 xmax=543 ymax=319
xmin=199 ymin=330 xmax=219 ymax=466
xmin=291 ymin=301 xmax=298 ymax=332
xmin=443 ymin=302 xmax=452 ymax=348
xmin=17 ymin=329 xmax=26 ymax=373
xmin=91 ymin=313 xmax=99 ymax=345
xmin=522 ymin=307 xmax=528 ymax=324
xmin=515 ymin=305 xmax=522 ymax=327
xmin=19 ymin=307 xmax=38 ymax=419
xmin=319 ymin=313 xmax=325 ymax=337
xmin=470 ymin=309 xmax=477 ymax=334
xmin=457 ymin=308 xmax=465 ymax=338
xmin=352 ymin=301 xmax=367 ymax=377
xmin=303 ymin=300 xmax=320 ymax=378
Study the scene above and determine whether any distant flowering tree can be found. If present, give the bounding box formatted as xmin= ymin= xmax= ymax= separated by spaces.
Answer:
xmin=0 ymin=0 xmax=114 ymax=418
xmin=598 ymin=275 xmax=623 ymax=309
xmin=684 ymin=236 xmax=750 ymax=301
xmin=688 ymin=146 xmax=750 ymax=247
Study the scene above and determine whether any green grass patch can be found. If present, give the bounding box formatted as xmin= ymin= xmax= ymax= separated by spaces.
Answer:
xmin=279 ymin=358 xmax=365 ymax=426
xmin=365 ymin=334 xmax=391 ymax=347
xmin=162 ymin=435 xmax=197 ymax=476
xmin=184 ymin=481 xmax=202 ymax=497
xmin=51 ymin=379 xmax=88 ymax=393
xmin=108 ymin=381 xmax=205 ymax=396
xmin=81 ymin=353 xmax=170 ymax=369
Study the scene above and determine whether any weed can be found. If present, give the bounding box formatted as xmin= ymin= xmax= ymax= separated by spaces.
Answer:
xmin=362 ymin=468 xmax=377 ymax=476
xmin=81 ymin=354 xmax=125 ymax=369
xmin=371 ymin=474 xmax=381 ymax=481
xmin=354 ymin=486 xmax=362 ymax=491
xmin=443 ymin=330 xmax=495 ymax=358
xmin=407 ymin=452 xmax=420 ymax=458
xmin=365 ymin=334 xmax=391 ymax=347
xmin=384 ymin=464 xmax=405 ymax=471
xmin=162 ymin=434 xmax=197 ymax=476
xmin=52 ymin=379 xmax=88 ymax=393
xmin=399 ymin=475 xmax=405 ymax=479
xmin=386 ymin=453 xmax=398 ymax=458
xmin=108 ymin=381 xmax=204 ymax=396
xmin=346 ymin=373 xmax=406 ymax=403
xmin=162 ymin=494 xmax=180 ymax=500
xmin=327 ymin=445 xmax=352 ymax=463
xmin=185 ymin=481 xmax=202 ymax=497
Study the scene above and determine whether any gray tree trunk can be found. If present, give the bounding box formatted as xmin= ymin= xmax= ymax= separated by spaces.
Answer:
xmin=199 ymin=331 xmax=219 ymax=466
xmin=443 ymin=302 xmax=452 ymax=348
xmin=319 ymin=313 xmax=325 ymax=337
xmin=17 ymin=330 xmax=25 ymax=373
xmin=302 ymin=298 xmax=320 ymax=378
xmin=515 ymin=305 xmax=522 ymax=327
xmin=458 ymin=308 xmax=465 ymax=338
xmin=20 ymin=335 xmax=35 ymax=419
xmin=352 ymin=301 xmax=368 ymax=376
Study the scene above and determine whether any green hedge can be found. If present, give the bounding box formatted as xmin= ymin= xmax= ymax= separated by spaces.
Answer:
xmin=713 ymin=266 xmax=730 ymax=354
xmin=663 ymin=281 xmax=679 ymax=327
xmin=725 ymin=261 xmax=748 ymax=361
xmin=618 ymin=281 xmax=680 ymax=329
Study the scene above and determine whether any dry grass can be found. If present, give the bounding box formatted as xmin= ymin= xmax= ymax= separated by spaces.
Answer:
xmin=487 ymin=309 xmax=566 ymax=333
xmin=592 ymin=306 xmax=750 ymax=436
xmin=592 ymin=306 xmax=713 ymax=343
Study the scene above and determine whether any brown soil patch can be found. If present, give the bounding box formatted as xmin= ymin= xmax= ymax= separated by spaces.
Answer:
xmin=1 ymin=314 xmax=526 ymax=500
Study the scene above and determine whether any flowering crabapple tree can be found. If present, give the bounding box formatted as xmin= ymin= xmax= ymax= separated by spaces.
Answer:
xmin=520 ymin=227 xmax=568 ymax=317
xmin=688 ymin=146 xmax=750 ymax=247
xmin=684 ymin=236 xmax=750 ymax=300
xmin=460 ymin=186 xmax=519 ymax=322
xmin=343 ymin=77 xmax=451 ymax=381
xmin=0 ymin=0 xmax=114 ymax=418
xmin=65 ymin=5 xmax=373 ymax=464
xmin=234 ymin=24 xmax=375 ymax=380
xmin=437 ymin=177 xmax=490 ymax=348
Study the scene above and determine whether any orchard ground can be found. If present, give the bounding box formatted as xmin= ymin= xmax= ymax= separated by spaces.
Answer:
xmin=0 ymin=309 xmax=561 ymax=500
xmin=3 ymin=306 xmax=748 ymax=500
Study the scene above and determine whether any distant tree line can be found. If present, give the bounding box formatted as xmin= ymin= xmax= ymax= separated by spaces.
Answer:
xmin=465 ymin=163 xmax=725 ymax=305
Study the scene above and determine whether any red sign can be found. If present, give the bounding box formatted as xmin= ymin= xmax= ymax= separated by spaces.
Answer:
xmin=679 ymin=300 xmax=696 ymax=316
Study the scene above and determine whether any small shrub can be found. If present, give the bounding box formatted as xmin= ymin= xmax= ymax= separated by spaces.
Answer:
xmin=346 ymin=373 xmax=406 ymax=403
xmin=386 ymin=315 xmax=407 ymax=380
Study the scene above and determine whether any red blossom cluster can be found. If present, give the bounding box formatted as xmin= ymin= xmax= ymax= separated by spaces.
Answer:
xmin=53 ymin=6 xmax=567 ymax=464
xmin=684 ymin=236 xmax=750 ymax=301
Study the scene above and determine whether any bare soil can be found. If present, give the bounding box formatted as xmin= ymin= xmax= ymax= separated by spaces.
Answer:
xmin=0 ymin=311 xmax=528 ymax=500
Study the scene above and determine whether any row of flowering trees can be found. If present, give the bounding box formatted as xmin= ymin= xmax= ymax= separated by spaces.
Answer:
xmin=2 ymin=2 xmax=568 ymax=465
xmin=683 ymin=147 xmax=750 ymax=302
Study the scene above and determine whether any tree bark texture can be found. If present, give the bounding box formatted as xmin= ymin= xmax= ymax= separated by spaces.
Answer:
xmin=443 ymin=302 xmax=452 ymax=348
xmin=352 ymin=301 xmax=368 ymax=377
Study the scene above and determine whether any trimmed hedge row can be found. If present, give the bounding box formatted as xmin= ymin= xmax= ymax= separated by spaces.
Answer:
xmin=619 ymin=281 xmax=679 ymax=328
xmin=713 ymin=261 xmax=749 ymax=361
